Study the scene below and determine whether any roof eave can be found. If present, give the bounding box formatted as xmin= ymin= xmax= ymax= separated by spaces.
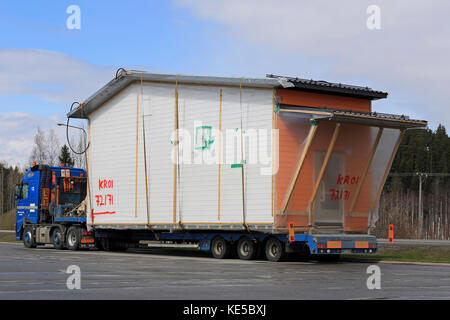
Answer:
xmin=67 ymin=72 xmax=282 ymax=119
xmin=287 ymin=83 xmax=388 ymax=100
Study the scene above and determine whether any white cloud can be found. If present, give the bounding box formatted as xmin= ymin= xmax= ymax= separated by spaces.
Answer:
xmin=0 ymin=49 xmax=114 ymax=166
xmin=0 ymin=49 xmax=114 ymax=105
xmin=175 ymin=0 xmax=450 ymax=128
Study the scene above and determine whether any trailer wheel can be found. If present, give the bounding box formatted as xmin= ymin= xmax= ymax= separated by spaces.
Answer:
xmin=237 ymin=237 xmax=257 ymax=260
xmin=66 ymin=226 xmax=81 ymax=251
xmin=265 ymin=237 xmax=286 ymax=262
xmin=51 ymin=227 xmax=65 ymax=250
xmin=211 ymin=237 xmax=231 ymax=259
xmin=23 ymin=226 xmax=36 ymax=249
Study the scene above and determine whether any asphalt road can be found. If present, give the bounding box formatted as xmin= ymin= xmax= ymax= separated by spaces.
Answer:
xmin=0 ymin=242 xmax=449 ymax=300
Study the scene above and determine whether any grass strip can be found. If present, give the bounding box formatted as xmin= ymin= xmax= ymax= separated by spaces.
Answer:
xmin=341 ymin=246 xmax=450 ymax=264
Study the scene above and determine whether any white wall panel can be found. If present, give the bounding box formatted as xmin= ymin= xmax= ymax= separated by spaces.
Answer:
xmin=142 ymin=83 xmax=175 ymax=224
xmin=87 ymin=82 xmax=274 ymax=227
xmin=88 ymin=84 xmax=148 ymax=225
xmin=177 ymin=85 xmax=220 ymax=223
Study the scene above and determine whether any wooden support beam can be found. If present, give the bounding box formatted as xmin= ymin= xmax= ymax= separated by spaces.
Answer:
xmin=308 ymin=123 xmax=341 ymax=221
xmin=218 ymin=89 xmax=222 ymax=221
xmin=173 ymin=76 xmax=179 ymax=223
xmin=348 ymin=127 xmax=383 ymax=214
xmin=280 ymin=123 xmax=318 ymax=213
xmin=134 ymin=94 xmax=140 ymax=218
xmin=271 ymin=90 xmax=276 ymax=217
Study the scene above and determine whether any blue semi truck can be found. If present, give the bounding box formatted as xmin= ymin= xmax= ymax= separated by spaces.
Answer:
xmin=14 ymin=163 xmax=377 ymax=261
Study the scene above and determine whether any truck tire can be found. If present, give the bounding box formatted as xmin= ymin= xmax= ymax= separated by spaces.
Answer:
xmin=23 ymin=226 xmax=37 ymax=248
xmin=237 ymin=237 xmax=257 ymax=260
xmin=66 ymin=226 xmax=81 ymax=251
xmin=211 ymin=237 xmax=231 ymax=259
xmin=52 ymin=227 xmax=65 ymax=250
xmin=265 ymin=237 xmax=286 ymax=262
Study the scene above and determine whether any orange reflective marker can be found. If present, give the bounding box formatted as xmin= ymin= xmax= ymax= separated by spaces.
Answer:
xmin=355 ymin=241 xmax=369 ymax=249
xmin=388 ymin=224 xmax=394 ymax=243
xmin=327 ymin=241 xmax=342 ymax=249
xmin=288 ymin=221 xmax=295 ymax=242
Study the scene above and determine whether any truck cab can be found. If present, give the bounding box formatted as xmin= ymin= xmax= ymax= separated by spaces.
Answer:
xmin=14 ymin=164 xmax=93 ymax=249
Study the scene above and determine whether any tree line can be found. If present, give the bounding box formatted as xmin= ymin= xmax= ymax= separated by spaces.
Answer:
xmin=376 ymin=123 xmax=450 ymax=240
xmin=0 ymin=126 xmax=86 ymax=215
xmin=28 ymin=127 xmax=86 ymax=169
xmin=387 ymin=124 xmax=450 ymax=191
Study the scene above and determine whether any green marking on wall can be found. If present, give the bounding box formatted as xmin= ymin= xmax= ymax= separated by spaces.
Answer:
xmin=231 ymin=160 xmax=246 ymax=168
xmin=195 ymin=126 xmax=215 ymax=150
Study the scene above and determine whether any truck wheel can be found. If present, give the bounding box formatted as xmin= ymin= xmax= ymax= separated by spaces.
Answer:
xmin=23 ymin=227 xmax=37 ymax=249
xmin=52 ymin=227 xmax=65 ymax=250
xmin=237 ymin=237 xmax=257 ymax=260
xmin=265 ymin=237 xmax=286 ymax=262
xmin=211 ymin=237 xmax=231 ymax=259
xmin=66 ymin=226 xmax=81 ymax=251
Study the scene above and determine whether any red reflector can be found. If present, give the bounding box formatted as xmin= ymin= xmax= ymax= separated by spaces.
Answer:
xmin=288 ymin=222 xmax=295 ymax=242
xmin=388 ymin=224 xmax=394 ymax=243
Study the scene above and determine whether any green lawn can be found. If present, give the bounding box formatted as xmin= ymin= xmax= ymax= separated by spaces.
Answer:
xmin=341 ymin=247 xmax=450 ymax=264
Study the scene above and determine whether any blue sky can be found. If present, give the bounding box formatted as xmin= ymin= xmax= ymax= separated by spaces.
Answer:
xmin=0 ymin=0 xmax=449 ymax=165
xmin=0 ymin=1 xmax=231 ymax=76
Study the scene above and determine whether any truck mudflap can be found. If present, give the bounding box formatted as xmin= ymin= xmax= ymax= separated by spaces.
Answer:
xmin=79 ymin=231 xmax=96 ymax=248
xmin=294 ymin=234 xmax=377 ymax=255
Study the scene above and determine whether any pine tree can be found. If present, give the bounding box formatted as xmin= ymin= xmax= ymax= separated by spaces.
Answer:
xmin=58 ymin=145 xmax=74 ymax=167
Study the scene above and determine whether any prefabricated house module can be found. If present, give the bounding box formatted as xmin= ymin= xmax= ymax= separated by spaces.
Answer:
xmin=16 ymin=70 xmax=427 ymax=261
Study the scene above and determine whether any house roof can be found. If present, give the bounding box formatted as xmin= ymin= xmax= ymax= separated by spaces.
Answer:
xmin=266 ymin=74 xmax=388 ymax=100
xmin=279 ymin=105 xmax=428 ymax=129
xmin=68 ymin=69 xmax=389 ymax=119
